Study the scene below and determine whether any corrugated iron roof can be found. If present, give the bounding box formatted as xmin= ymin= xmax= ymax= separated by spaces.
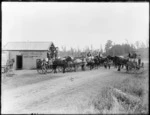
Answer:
xmin=3 ymin=42 xmax=53 ymax=51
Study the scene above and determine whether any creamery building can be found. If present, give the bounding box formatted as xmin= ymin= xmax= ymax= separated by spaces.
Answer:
xmin=2 ymin=42 xmax=55 ymax=70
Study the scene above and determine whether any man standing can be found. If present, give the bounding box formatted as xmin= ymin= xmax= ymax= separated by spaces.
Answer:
xmin=138 ymin=55 xmax=141 ymax=66
xmin=133 ymin=52 xmax=137 ymax=59
xmin=128 ymin=52 xmax=131 ymax=58
xmin=54 ymin=47 xmax=58 ymax=59
xmin=49 ymin=44 xmax=55 ymax=59
xmin=47 ymin=51 xmax=51 ymax=60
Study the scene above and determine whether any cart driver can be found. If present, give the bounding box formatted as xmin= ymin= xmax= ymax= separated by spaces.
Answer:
xmin=128 ymin=52 xmax=131 ymax=58
xmin=138 ymin=55 xmax=141 ymax=66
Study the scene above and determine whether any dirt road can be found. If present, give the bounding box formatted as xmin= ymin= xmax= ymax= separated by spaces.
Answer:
xmin=2 ymin=67 xmax=134 ymax=114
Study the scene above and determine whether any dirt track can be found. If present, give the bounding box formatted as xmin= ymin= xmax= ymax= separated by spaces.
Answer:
xmin=2 ymin=67 xmax=135 ymax=114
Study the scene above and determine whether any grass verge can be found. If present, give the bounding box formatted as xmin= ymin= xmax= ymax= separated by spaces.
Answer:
xmin=91 ymin=69 xmax=149 ymax=114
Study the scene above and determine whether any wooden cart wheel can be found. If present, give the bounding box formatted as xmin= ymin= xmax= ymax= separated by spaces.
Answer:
xmin=66 ymin=66 xmax=71 ymax=72
xmin=41 ymin=65 xmax=47 ymax=74
xmin=37 ymin=59 xmax=43 ymax=74
xmin=133 ymin=68 xmax=138 ymax=74
xmin=127 ymin=65 xmax=132 ymax=74
xmin=57 ymin=66 xmax=63 ymax=72
xmin=37 ymin=67 xmax=43 ymax=74
xmin=47 ymin=65 xmax=53 ymax=73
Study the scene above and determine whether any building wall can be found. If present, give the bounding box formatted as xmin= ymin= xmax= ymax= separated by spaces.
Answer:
xmin=9 ymin=51 xmax=47 ymax=69
xmin=1 ymin=51 xmax=9 ymax=66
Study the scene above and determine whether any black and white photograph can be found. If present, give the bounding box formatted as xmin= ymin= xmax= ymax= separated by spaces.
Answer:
xmin=1 ymin=2 xmax=149 ymax=114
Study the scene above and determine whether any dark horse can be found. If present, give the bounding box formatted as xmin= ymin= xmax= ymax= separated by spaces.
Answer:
xmin=104 ymin=58 xmax=112 ymax=69
xmin=86 ymin=56 xmax=95 ymax=70
xmin=64 ymin=56 xmax=76 ymax=72
xmin=93 ymin=56 xmax=100 ymax=69
xmin=113 ymin=56 xmax=129 ymax=71
xmin=52 ymin=58 xmax=67 ymax=73
xmin=99 ymin=57 xmax=107 ymax=66
xmin=52 ymin=56 xmax=76 ymax=73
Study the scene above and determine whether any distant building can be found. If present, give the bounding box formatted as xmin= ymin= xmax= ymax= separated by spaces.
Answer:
xmin=2 ymin=42 xmax=55 ymax=70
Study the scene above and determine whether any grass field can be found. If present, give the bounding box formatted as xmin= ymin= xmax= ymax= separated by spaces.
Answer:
xmin=91 ymin=64 xmax=149 ymax=114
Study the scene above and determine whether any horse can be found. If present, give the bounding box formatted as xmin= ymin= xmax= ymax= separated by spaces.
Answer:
xmin=107 ymin=55 xmax=114 ymax=61
xmin=52 ymin=58 xmax=68 ymax=73
xmin=86 ymin=56 xmax=95 ymax=70
xmin=64 ymin=56 xmax=76 ymax=72
xmin=73 ymin=57 xmax=86 ymax=71
xmin=107 ymin=55 xmax=118 ymax=68
xmin=113 ymin=56 xmax=129 ymax=71
xmin=103 ymin=58 xmax=113 ymax=69
xmin=53 ymin=56 xmax=76 ymax=73
xmin=98 ymin=56 xmax=107 ymax=67
xmin=93 ymin=56 xmax=100 ymax=69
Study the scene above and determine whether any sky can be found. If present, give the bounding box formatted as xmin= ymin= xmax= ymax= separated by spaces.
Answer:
xmin=2 ymin=2 xmax=149 ymax=51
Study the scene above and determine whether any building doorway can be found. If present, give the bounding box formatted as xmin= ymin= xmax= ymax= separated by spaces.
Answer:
xmin=16 ymin=55 xmax=23 ymax=69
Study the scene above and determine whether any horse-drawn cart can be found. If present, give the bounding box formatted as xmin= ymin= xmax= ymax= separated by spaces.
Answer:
xmin=36 ymin=59 xmax=63 ymax=74
xmin=36 ymin=59 xmax=53 ymax=74
xmin=1 ymin=59 xmax=15 ymax=74
xmin=126 ymin=58 xmax=144 ymax=74
xmin=1 ymin=65 xmax=9 ymax=73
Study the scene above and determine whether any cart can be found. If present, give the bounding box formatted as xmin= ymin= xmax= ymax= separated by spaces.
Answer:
xmin=36 ymin=59 xmax=63 ymax=74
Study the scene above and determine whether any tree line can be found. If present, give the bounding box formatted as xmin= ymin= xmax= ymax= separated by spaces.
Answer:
xmin=104 ymin=40 xmax=148 ymax=59
xmin=58 ymin=39 xmax=148 ymax=59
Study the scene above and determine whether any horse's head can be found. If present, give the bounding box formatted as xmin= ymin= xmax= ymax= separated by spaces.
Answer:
xmin=64 ymin=56 xmax=72 ymax=62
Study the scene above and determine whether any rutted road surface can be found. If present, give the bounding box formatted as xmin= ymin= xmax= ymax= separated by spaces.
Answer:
xmin=2 ymin=68 xmax=133 ymax=114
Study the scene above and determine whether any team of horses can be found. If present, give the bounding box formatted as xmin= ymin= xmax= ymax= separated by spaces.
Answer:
xmin=40 ymin=55 xmax=143 ymax=73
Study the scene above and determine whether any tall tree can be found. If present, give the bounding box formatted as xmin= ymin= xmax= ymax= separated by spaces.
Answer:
xmin=105 ymin=40 xmax=113 ymax=55
xmin=100 ymin=44 xmax=103 ymax=54
xmin=140 ymin=42 xmax=146 ymax=48
xmin=91 ymin=44 xmax=93 ymax=52
xmin=146 ymin=38 xmax=149 ymax=48
xmin=70 ymin=47 xmax=74 ymax=56
xmin=135 ymin=41 xmax=140 ymax=49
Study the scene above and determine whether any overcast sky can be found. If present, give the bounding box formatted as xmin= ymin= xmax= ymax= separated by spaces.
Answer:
xmin=2 ymin=2 xmax=149 ymax=50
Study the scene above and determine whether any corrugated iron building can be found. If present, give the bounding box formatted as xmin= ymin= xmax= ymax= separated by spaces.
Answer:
xmin=2 ymin=42 xmax=54 ymax=70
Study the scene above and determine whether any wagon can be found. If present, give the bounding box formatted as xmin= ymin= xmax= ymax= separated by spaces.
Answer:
xmin=36 ymin=59 xmax=63 ymax=74
xmin=1 ymin=65 xmax=9 ymax=74
xmin=1 ymin=60 xmax=14 ymax=74
xmin=126 ymin=59 xmax=144 ymax=74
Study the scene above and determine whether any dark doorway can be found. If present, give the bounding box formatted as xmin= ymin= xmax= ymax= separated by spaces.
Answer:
xmin=16 ymin=55 xmax=23 ymax=69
